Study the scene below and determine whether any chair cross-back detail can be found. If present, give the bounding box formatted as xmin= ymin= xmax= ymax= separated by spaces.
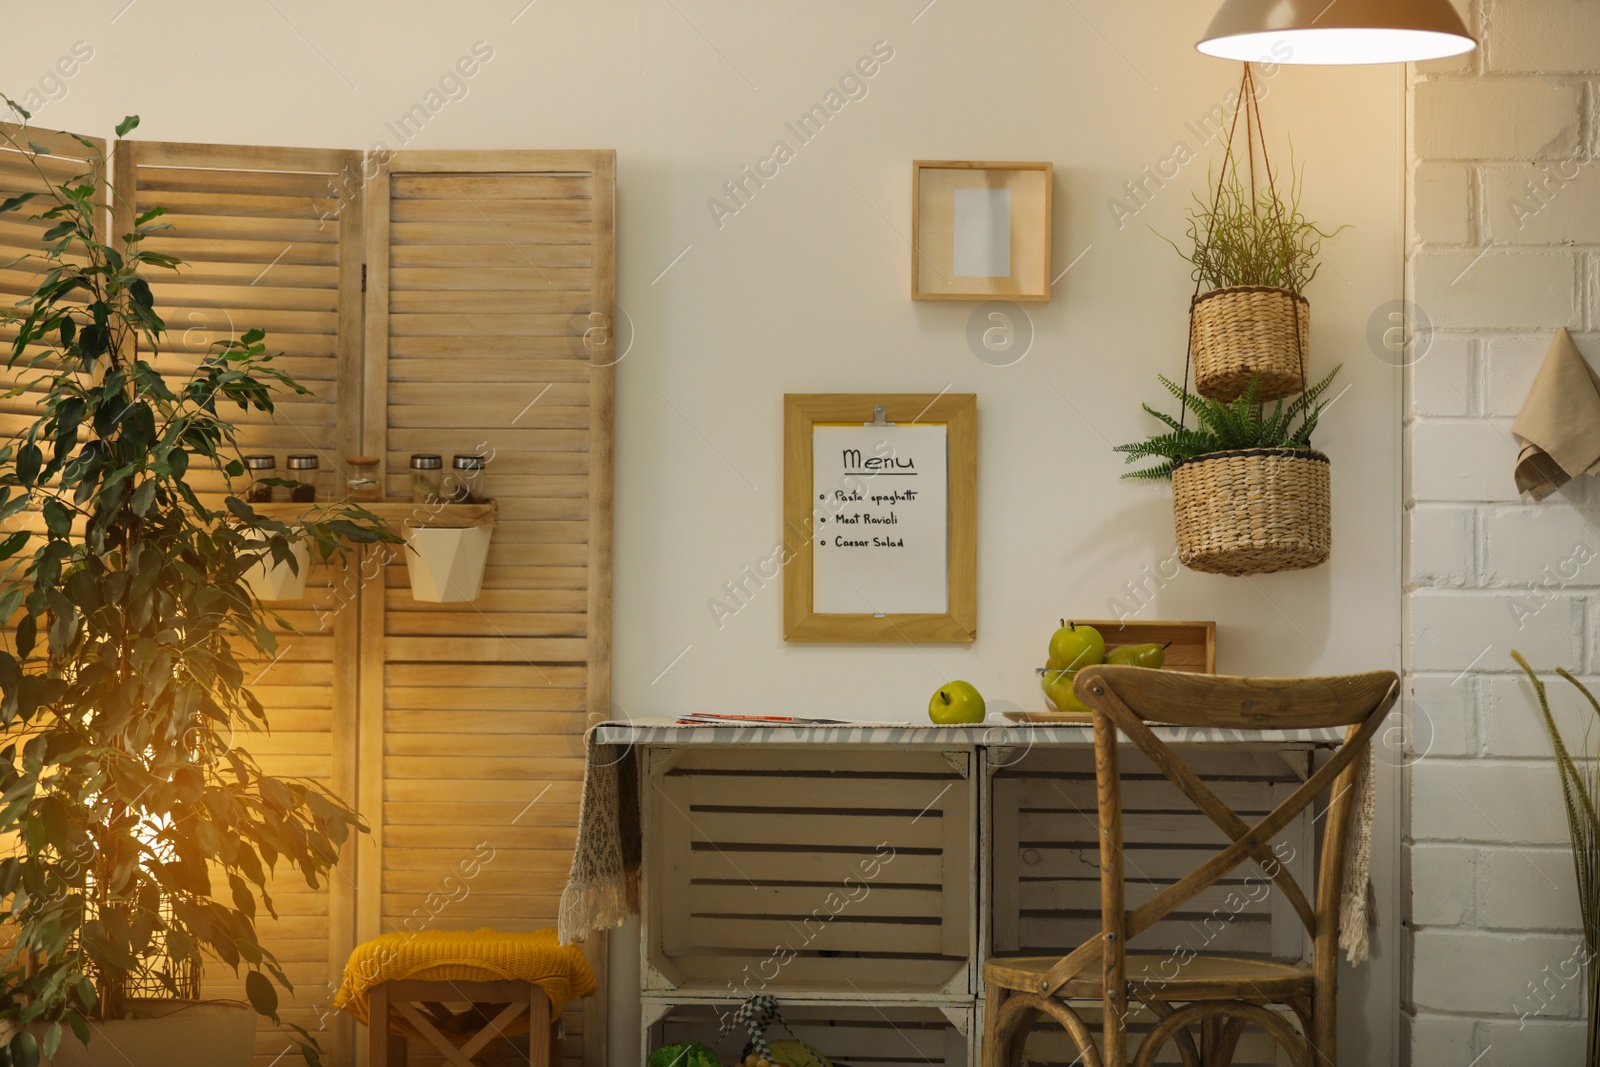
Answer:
xmin=981 ymin=665 xmax=1398 ymax=1067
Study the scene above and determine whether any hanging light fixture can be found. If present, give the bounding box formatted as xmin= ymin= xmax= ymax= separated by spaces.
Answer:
xmin=1198 ymin=0 xmax=1476 ymax=64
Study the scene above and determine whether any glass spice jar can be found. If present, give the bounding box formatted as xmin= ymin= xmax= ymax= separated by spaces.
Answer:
xmin=243 ymin=454 xmax=276 ymax=503
xmin=409 ymin=454 xmax=443 ymax=505
xmin=286 ymin=454 xmax=321 ymax=503
xmin=448 ymin=454 xmax=487 ymax=504
xmin=346 ymin=456 xmax=382 ymax=502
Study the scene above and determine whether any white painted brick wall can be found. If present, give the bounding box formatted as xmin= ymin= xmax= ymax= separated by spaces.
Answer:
xmin=1408 ymin=1 xmax=1600 ymax=1060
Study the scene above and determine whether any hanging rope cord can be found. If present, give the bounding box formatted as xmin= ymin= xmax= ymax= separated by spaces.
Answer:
xmin=1178 ymin=63 xmax=1311 ymax=436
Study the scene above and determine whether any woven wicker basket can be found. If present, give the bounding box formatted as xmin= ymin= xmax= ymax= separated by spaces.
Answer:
xmin=1190 ymin=286 xmax=1311 ymax=401
xmin=1171 ymin=448 xmax=1330 ymax=576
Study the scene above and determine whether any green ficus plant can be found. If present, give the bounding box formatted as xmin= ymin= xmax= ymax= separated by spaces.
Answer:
xmin=0 ymin=109 xmax=399 ymax=1066
xmin=1113 ymin=365 xmax=1341 ymax=481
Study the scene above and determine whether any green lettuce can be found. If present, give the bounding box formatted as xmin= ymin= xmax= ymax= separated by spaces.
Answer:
xmin=648 ymin=1041 xmax=722 ymax=1067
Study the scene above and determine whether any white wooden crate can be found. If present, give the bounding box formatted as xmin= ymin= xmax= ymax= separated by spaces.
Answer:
xmin=984 ymin=745 xmax=1316 ymax=976
xmin=645 ymin=996 xmax=973 ymax=1067
xmin=642 ymin=746 xmax=975 ymax=997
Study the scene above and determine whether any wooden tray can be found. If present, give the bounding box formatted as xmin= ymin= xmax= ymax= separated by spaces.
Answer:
xmin=1029 ymin=619 xmax=1216 ymax=715
xmin=1069 ymin=618 xmax=1216 ymax=674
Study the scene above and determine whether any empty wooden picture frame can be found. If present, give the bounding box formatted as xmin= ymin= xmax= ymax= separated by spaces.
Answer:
xmin=783 ymin=394 xmax=976 ymax=642
xmin=912 ymin=161 xmax=1052 ymax=301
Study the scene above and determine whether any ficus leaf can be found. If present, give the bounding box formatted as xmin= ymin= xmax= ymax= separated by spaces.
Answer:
xmin=245 ymin=970 xmax=278 ymax=1020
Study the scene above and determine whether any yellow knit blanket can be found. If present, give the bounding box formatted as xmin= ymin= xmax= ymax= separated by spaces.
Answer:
xmin=334 ymin=929 xmax=596 ymax=1024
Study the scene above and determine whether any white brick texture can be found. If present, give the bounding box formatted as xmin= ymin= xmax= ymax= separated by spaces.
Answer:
xmin=1411 ymin=929 xmax=1586 ymax=1015
xmin=1413 ymin=79 xmax=1583 ymax=160
xmin=1408 ymin=590 xmax=1579 ymax=671
xmin=1410 ymin=761 xmax=1572 ymax=844
xmin=1408 ymin=504 xmax=1474 ymax=586
xmin=1408 ymin=0 xmax=1600 ymax=1053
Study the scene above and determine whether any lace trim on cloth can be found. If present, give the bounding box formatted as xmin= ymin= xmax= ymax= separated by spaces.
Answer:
xmin=558 ymin=732 xmax=639 ymax=944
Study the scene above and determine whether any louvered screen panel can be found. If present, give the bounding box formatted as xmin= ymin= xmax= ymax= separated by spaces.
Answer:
xmin=361 ymin=151 xmax=614 ymax=1067
xmin=115 ymin=140 xmax=365 ymax=1067
xmin=0 ymin=124 xmax=106 ymax=491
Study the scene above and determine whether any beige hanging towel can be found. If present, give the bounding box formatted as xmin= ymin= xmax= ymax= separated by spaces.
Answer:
xmin=1512 ymin=328 xmax=1600 ymax=501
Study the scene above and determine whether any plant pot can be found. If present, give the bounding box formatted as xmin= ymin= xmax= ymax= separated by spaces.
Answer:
xmin=1189 ymin=285 xmax=1311 ymax=401
xmin=405 ymin=525 xmax=494 ymax=602
xmin=242 ymin=536 xmax=311 ymax=602
xmin=1171 ymin=448 xmax=1330 ymax=576
xmin=46 ymin=999 xmax=255 ymax=1067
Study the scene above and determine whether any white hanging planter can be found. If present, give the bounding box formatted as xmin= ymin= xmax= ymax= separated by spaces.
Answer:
xmin=242 ymin=537 xmax=310 ymax=603
xmin=405 ymin=524 xmax=494 ymax=602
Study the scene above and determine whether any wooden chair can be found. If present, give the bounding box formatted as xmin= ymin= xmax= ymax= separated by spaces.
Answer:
xmin=368 ymin=979 xmax=556 ymax=1066
xmin=982 ymin=665 xmax=1399 ymax=1067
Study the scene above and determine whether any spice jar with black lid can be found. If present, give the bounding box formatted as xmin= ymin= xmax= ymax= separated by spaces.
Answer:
xmin=448 ymin=454 xmax=487 ymax=505
xmin=286 ymin=454 xmax=321 ymax=503
xmin=410 ymin=454 xmax=443 ymax=505
xmin=244 ymin=454 xmax=276 ymax=503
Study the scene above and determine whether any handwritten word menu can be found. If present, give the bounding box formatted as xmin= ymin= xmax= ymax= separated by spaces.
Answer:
xmin=812 ymin=424 xmax=948 ymax=615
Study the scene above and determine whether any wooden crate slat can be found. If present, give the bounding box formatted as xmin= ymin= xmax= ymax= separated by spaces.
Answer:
xmin=652 ymin=1001 xmax=969 ymax=1067
xmin=688 ymin=883 xmax=947 ymax=920
xmin=1016 ymin=879 xmax=1275 ymax=918
xmin=688 ymin=848 xmax=948 ymax=886
xmin=1018 ymin=915 xmax=1274 ymax=955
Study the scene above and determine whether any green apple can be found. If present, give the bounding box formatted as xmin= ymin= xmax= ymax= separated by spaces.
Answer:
xmin=1105 ymin=641 xmax=1170 ymax=669
xmin=1040 ymin=668 xmax=1089 ymax=713
xmin=929 ymin=680 xmax=986 ymax=724
xmin=1047 ymin=620 xmax=1105 ymax=671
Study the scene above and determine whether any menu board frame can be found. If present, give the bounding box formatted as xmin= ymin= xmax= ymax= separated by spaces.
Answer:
xmin=782 ymin=393 xmax=977 ymax=643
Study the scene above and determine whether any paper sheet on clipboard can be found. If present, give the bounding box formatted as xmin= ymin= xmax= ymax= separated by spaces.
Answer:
xmin=811 ymin=424 xmax=948 ymax=615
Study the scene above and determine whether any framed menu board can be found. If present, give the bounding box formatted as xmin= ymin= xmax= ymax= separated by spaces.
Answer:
xmin=783 ymin=393 xmax=976 ymax=642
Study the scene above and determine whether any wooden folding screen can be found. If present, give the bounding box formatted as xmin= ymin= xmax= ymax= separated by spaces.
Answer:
xmin=17 ymin=137 xmax=616 ymax=1066
xmin=113 ymin=139 xmax=368 ymax=1063
xmin=359 ymin=150 xmax=614 ymax=1067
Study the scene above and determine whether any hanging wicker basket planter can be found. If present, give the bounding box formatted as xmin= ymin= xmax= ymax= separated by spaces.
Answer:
xmin=1172 ymin=447 xmax=1331 ymax=576
xmin=1190 ymin=285 xmax=1310 ymax=401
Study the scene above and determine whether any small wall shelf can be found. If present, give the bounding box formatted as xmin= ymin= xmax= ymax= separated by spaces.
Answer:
xmin=249 ymin=500 xmax=498 ymax=529
xmin=245 ymin=499 xmax=499 ymax=603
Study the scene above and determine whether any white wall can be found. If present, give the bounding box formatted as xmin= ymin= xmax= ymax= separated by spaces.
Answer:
xmin=1406 ymin=1 xmax=1600 ymax=1061
xmin=9 ymin=2 xmax=1404 ymax=1061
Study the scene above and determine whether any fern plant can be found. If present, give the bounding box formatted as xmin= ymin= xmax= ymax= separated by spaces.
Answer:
xmin=1113 ymin=365 xmax=1340 ymax=481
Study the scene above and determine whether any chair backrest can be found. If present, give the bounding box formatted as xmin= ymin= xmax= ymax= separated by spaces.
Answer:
xmin=1074 ymin=667 xmax=1398 ymax=731
xmin=1037 ymin=665 xmax=1399 ymax=1064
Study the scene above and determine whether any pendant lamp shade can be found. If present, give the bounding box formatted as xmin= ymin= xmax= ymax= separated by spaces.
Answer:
xmin=1198 ymin=0 xmax=1476 ymax=64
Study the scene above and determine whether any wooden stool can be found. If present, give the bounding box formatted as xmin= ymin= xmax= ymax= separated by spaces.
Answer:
xmin=367 ymin=979 xmax=557 ymax=1067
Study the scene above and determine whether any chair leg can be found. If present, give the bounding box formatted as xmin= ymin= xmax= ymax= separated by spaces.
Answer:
xmin=528 ymin=986 xmax=553 ymax=1067
xmin=1211 ymin=1017 xmax=1244 ymax=1067
xmin=1312 ymin=980 xmax=1336 ymax=1063
xmin=370 ymin=983 xmax=391 ymax=1067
